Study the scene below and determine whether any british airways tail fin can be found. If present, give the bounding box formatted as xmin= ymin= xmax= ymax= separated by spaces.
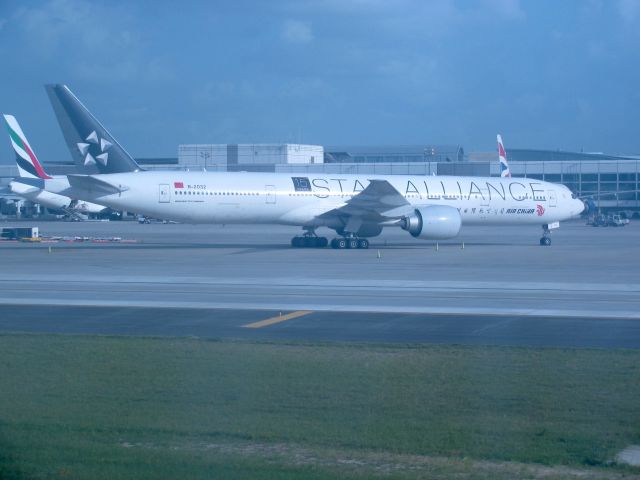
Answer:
xmin=3 ymin=114 xmax=52 ymax=179
xmin=45 ymin=84 xmax=141 ymax=174
xmin=497 ymin=134 xmax=511 ymax=178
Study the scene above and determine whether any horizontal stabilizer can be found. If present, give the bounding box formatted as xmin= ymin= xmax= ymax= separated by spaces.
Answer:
xmin=67 ymin=175 xmax=127 ymax=197
xmin=10 ymin=177 xmax=45 ymax=190
xmin=10 ymin=180 xmax=43 ymax=195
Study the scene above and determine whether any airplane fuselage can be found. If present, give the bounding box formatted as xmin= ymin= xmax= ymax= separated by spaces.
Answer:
xmin=11 ymin=177 xmax=106 ymax=213
xmin=65 ymin=171 xmax=584 ymax=231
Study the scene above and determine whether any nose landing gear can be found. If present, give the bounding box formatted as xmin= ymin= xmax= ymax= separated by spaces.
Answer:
xmin=540 ymin=224 xmax=552 ymax=246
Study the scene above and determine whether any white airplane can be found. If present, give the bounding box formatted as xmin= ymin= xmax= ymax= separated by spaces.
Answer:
xmin=3 ymin=114 xmax=107 ymax=215
xmin=45 ymin=87 xmax=583 ymax=247
xmin=67 ymin=170 xmax=583 ymax=247
xmin=497 ymin=134 xmax=511 ymax=177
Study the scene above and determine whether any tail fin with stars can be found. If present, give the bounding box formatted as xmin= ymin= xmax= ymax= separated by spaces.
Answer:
xmin=45 ymin=84 xmax=141 ymax=174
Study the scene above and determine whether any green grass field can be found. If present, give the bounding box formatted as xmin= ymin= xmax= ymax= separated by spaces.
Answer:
xmin=1 ymin=334 xmax=639 ymax=479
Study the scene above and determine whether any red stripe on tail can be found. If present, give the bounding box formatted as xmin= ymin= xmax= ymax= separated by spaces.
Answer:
xmin=22 ymin=140 xmax=51 ymax=179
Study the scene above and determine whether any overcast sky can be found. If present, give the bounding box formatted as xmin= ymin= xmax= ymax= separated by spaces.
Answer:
xmin=1 ymin=0 xmax=639 ymax=163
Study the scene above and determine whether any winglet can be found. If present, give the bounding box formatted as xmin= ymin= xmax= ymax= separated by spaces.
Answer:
xmin=497 ymin=134 xmax=511 ymax=178
xmin=3 ymin=114 xmax=52 ymax=179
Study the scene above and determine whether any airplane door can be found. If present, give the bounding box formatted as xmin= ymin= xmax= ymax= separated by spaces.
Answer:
xmin=265 ymin=185 xmax=276 ymax=204
xmin=548 ymin=190 xmax=557 ymax=207
xmin=159 ymin=184 xmax=170 ymax=203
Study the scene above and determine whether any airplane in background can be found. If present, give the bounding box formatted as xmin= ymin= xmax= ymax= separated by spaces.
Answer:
xmin=53 ymin=93 xmax=583 ymax=247
xmin=497 ymin=134 xmax=511 ymax=178
xmin=3 ymin=114 xmax=107 ymax=216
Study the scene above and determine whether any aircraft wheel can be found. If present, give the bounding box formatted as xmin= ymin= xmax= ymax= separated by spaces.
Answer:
xmin=357 ymin=239 xmax=369 ymax=249
xmin=539 ymin=237 xmax=551 ymax=246
xmin=347 ymin=239 xmax=359 ymax=249
xmin=331 ymin=238 xmax=347 ymax=249
xmin=316 ymin=237 xmax=328 ymax=248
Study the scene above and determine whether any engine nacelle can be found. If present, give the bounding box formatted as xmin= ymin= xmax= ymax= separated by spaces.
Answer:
xmin=69 ymin=199 xmax=108 ymax=214
xmin=401 ymin=205 xmax=462 ymax=240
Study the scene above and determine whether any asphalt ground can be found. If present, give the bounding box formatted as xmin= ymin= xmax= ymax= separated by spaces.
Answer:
xmin=1 ymin=305 xmax=640 ymax=348
xmin=0 ymin=219 xmax=638 ymax=347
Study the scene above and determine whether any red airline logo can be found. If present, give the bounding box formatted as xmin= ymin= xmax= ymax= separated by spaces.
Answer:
xmin=498 ymin=143 xmax=506 ymax=158
xmin=536 ymin=204 xmax=545 ymax=216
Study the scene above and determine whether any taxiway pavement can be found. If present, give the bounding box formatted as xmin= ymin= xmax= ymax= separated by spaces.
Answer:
xmin=0 ymin=219 xmax=638 ymax=347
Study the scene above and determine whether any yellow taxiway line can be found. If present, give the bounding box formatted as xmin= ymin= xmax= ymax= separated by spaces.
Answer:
xmin=242 ymin=310 xmax=313 ymax=329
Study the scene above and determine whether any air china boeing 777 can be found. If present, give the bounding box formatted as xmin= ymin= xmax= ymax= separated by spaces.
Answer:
xmin=46 ymin=84 xmax=583 ymax=248
xmin=66 ymin=170 xmax=583 ymax=248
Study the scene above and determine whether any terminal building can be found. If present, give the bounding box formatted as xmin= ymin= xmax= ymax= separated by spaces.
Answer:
xmin=484 ymin=150 xmax=640 ymax=211
xmin=1 ymin=143 xmax=639 ymax=216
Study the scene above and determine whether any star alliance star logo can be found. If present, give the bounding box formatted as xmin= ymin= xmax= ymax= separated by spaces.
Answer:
xmin=76 ymin=131 xmax=112 ymax=167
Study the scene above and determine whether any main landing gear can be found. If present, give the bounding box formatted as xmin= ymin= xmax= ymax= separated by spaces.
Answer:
xmin=330 ymin=236 xmax=369 ymax=249
xmin=291 ymin=233 xmax=328 ymax=248
xmin=290 ymin=229 xmax=369 ymax=249
xmin=540 ymin=224 xmax=552 ymax=246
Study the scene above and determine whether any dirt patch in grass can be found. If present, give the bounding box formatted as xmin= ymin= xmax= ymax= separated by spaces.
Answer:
xmin=123 ymin=439 xmax=635 ymax=479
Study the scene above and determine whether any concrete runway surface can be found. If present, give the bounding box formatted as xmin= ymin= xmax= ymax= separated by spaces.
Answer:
xmin=0 ymin=219 xmax=638 ymax=347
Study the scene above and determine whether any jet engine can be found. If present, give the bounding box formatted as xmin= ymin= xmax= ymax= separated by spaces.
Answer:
xmin=69 ymin=199 xmax=108 ymax=214
xmin=400 ymin=205 xmax=461 ymax=240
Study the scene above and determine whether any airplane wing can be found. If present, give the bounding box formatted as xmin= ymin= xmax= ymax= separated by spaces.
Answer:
xmin=318 ymin=179 xmax=413 ymax=223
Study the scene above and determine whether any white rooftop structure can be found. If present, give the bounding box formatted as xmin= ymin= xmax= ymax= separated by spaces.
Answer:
xmin=178 ymin=144 xmax=323 ymax=169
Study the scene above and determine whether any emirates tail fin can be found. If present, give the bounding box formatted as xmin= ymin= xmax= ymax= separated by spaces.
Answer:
xmin=3 ymin=114 xmax=52 ymax=179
